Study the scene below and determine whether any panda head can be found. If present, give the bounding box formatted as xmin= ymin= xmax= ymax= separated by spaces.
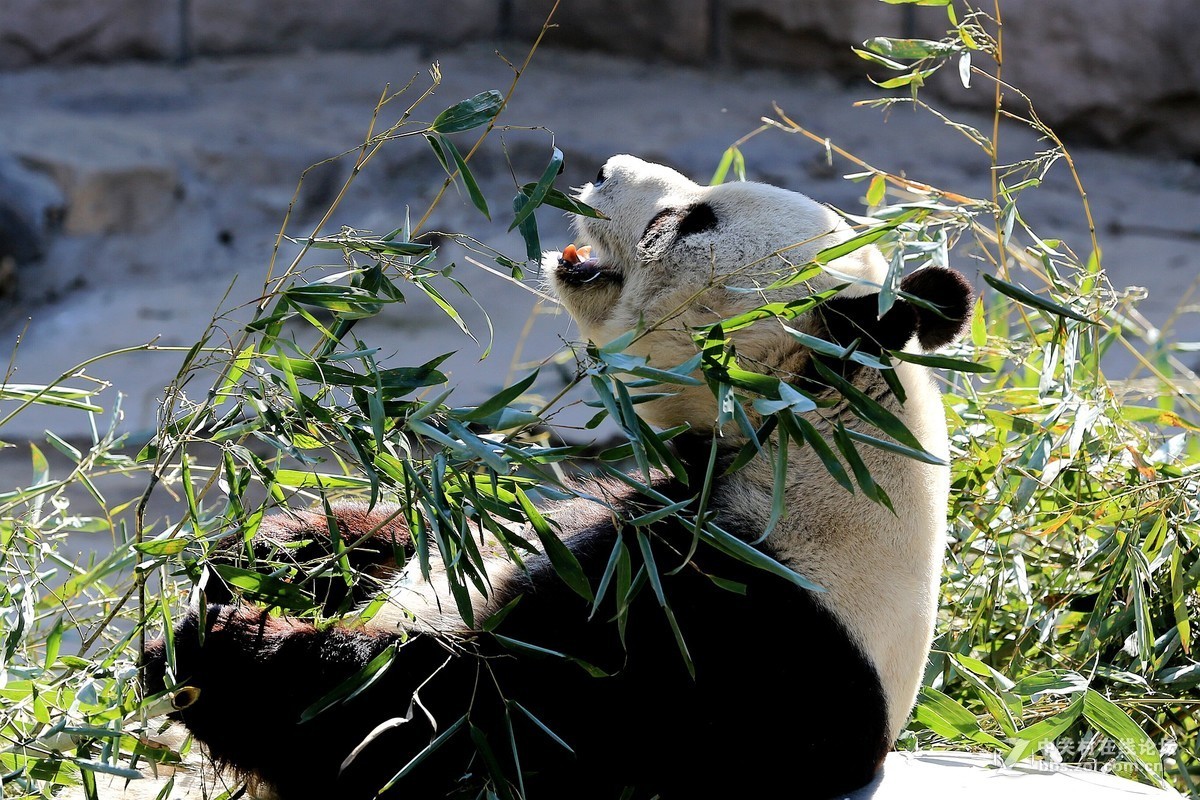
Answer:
xmin=545 ymin=154 xmax=971 ymax=429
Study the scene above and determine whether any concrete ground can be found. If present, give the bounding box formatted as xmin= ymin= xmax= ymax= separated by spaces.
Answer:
xmin=1 ymin=41 xmax=1198 ymax=454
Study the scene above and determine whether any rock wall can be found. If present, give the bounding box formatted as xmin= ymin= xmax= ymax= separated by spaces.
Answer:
xmin=188 ymin=0 xmax=496 ymax=59
xmin=1 ymin=0 xmax=1198 ymax=156
xmin=0 ymin=0 xmax=497 ymax=66
xmin=919 ymin=0 xmax=1200 ymax=156
xmin=0 ymin=0 xmax=175 ymax=65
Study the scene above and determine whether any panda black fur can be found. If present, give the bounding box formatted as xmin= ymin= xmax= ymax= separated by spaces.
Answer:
xmin=143 ymin=155 xmax=972 ymax=799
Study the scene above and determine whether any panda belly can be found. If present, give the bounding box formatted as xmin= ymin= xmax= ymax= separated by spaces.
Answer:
xmin=749 ymin=365 xmax=951 ymax=740
xmin=790 ymin=507 xmax=944 ymax=744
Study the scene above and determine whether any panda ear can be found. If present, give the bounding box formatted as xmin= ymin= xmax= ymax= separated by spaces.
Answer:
xmin=896 ymin=266 xmax=973 ymax=351
xmin=637 ymin=208 xmax=684 ymax=262
xmin=817 ymin=267 xmax=973 ymax=355
xmin=637 ymin=203 xmax=718 ymax=262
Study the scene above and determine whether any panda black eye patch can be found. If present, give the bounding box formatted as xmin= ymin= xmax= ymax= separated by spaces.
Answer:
xmin=677 ymin=202 xmax=718 ymax=237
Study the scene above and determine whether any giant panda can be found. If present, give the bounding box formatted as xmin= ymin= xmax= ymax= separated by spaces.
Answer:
xmin=143 ymin=154 xmax=972 ymax=800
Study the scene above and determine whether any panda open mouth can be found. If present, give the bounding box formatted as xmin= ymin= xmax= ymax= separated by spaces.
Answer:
xmin=556 ymin=243 xmax=623 ymax=288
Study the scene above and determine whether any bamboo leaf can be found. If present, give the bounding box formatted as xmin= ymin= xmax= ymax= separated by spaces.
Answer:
xmin=812 ymin=358 xmax=940 ymax=460
xmin=510 ymin=700 xmax=575 ymax=754
xmin=0 ymin=384 xmax=103 ymax=412
xmin=780 ymin=412 xmax=854 ymax=493
xmin=1082 ymin=690 xmax=1166 ymax=784
xmin=1006 ymin=694 xmax=1084 ymax=764
xmin=379 ymin=715 xmax=468 ymax=790
xmin=210 ymin=566 xmax=316 ymax=612
xmin=889 ymin=350 xmax=996 ymax=373
xmin=710 ymin=287 xmax=845 ymax=334
xmin=515 ymin=487 xmax=593 ymax=602
xmin=509 ymin=147 xmax=564 ymax=232
xmin=512 ymin=192 xmax=541 ymax=261
xmin=1012 ymin=670 xmax=1089 ymax=697
xmin=455 ymin=371 xmax=540 ymax=421
xmin=518 ymin=185 xmax=606 ymax=219
xmin=871 ymin=66 xmax=940 ymax=89
xmin=709 ymin=145 xmax=745 ymax=185
xmin=811 ymin=210 xmax=917 ymax=266
xmin=861 ymin=36 xmax=955 ymax=59
xmin=430 ymin=90 xmax=504 ymax=133
xmin=1170 ymin=547 xmax=1192 ymax=654
xmin=834 ymin=422 xmax=892 ymax=510
xmin=845 ymin=427 xmax=947 ymax=466
xmin=305 ymin=236 xmax=432 ymax=256
xmin=701 ymin=521 xmax=825 ymax=593
xmin=439 ymin=134 xmax=490 ymax=219
xmin=913 ymin=686 xmax=1004 ymax=746
xmin=590 ymin=537 xmax=626 ymax=620
xmin=866 ymin=173 xmax=887 ymax=206
xmin=982 ymin=273 xmax=1094 ymax=324
xmin=284 ymin=284 xmax=386 ymax=318
xmin=626 ymin=498 xmax=694 ymax=527
xmin=302 ymin=644 xmax=397 ymax=723
xmin=663 ymin=604 xmax=695 ymax=679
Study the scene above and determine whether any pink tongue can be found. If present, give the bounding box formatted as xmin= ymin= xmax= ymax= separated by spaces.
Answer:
xmin=560 ymin=244 xmax=593 ymax=265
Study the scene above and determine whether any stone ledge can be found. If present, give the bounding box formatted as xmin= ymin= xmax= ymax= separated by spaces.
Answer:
xmin=848 ymin=750 xmax=1180 ymax=799
xmin=0 ymin=115 xmax=181 ymax=235
xmin=55 ymin=735 xmax=1182 ymax=800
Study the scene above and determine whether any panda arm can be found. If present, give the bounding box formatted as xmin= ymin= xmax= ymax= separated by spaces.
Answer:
xmin=143 ymin=603 xmax=483 ymax=799
xmin=201 ymin=502 xmax=412 ymax=613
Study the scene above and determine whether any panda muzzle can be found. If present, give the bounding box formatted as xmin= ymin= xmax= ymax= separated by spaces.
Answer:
xmin=557 ymin=243 xmax=622 ymax=287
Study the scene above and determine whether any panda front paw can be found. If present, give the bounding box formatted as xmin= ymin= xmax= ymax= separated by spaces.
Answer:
xmin=142 ymin=603 xmax=402 ymax=790
xmin=142 ymin=606 xmax=306 ymax=763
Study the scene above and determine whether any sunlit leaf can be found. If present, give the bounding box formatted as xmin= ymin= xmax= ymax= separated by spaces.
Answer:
xmin=1005 ymin=694 xmax=1083 ymax=765
xmin=515 ymin=488 xmax=592 ymax=602
xmin=509 ymin=147 xmax=564 ymax=232
xmin=210 ymin=566 xmax=316 ymax=612
xmin=889 ymin=350 xmax=996 ymax=373
xmin=1082 ymin=690 xmax=1167 ymax=785
xmin=518 ymin=185 xmax=606 ymax=219
xmin=430 ymin=90 xmax=504 ymax=134
xmin=438 ymin=134 xmax=490 ymax=219
xmin=710 ymin=145 xmax=745 ymax=185
xmin=982 ymin=273 xmax=1094 ymax=324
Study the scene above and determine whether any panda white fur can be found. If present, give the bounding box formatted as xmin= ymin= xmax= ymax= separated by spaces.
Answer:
xmin=143 ymin=155 xmax=972 ymax=800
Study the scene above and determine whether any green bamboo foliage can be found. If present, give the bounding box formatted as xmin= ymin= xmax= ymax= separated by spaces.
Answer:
xmin=843 ymin=3 xmax=1198 ymax=793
